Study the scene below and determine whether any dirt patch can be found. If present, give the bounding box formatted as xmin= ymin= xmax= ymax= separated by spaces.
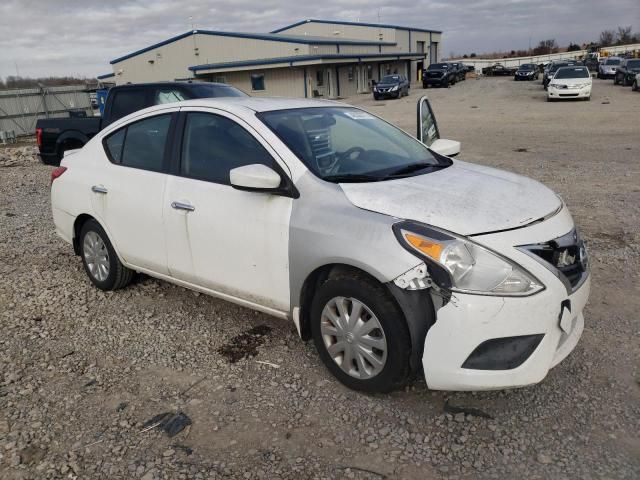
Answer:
xmin=216 ymin=325 xmax=272 ymax=363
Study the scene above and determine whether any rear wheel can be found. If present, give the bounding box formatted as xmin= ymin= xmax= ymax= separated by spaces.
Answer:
xmin=79 ymin=219 xmax=134 ymax=291
xmin=310 ymin=272 xmax=411 ymax=393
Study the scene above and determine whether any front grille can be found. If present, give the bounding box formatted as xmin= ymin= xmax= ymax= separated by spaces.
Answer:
xmin=519 ymin=229 xmax=588 ymax=291
xmin=426 ymin=72 xmax=444 ymax=78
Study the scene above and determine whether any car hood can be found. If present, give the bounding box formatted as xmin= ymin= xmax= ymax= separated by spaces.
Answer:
xmin=339 ymin=160 xmax=562 ymax=236
xmin=552 ymin=77 xmax=591 ymax=85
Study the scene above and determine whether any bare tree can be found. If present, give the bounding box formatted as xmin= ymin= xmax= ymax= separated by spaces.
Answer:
xmin=616 ymin=26 xmax=632 ymax=45
xmin=599 ymin=30 xmax=615 ymax=46
xmin=533 ymin=39 xmax=557 ymax=55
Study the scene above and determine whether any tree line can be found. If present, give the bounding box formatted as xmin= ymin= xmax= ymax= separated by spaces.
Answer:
xmin=0 ymin=76 xmax=94 ymax=90
xmin=457 ymin=25 xmax=638 ymax=60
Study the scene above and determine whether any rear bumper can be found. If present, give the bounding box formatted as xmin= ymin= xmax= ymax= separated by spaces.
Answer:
xmin=39 ymin=152 xmax=60 ymax=166
xmin=52 ymin=206 xmax=75 ymax=245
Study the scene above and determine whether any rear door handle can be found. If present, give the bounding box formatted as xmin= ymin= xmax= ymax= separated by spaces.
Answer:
xmin=171 ymin=201 xmax=195 ymax=212
xmin=91 ymin=185 xmax=108 ymax=194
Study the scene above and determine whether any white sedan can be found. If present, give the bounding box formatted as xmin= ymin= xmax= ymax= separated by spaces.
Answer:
xmin=547 ymin=66 xmax=593 ymax=101
xmin=50 ymin=96 xmax=590 ymax=392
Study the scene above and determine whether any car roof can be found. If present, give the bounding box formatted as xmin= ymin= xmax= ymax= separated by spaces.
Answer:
xmin=137 ymin=97 xmax=344 ymax=115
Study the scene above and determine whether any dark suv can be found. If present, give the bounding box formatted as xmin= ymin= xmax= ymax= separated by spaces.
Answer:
xmin=373 ymin=74 xmax=410 ymax=99
xmin=614 ymin=58 xmax=640 ymax=86
xmin=514 ymin=64 xmax=539 ymax=81
xmin=423 ymin=63 xmax=456 ymax=88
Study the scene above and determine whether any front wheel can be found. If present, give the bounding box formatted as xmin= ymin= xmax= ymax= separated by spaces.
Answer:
xmin=79 ymin=219 xmax=134 ymax=291
xmin=310 ymin=273 xmax=411 ymax=393
xmin=633 ymin=80 xmax=638 ymax=91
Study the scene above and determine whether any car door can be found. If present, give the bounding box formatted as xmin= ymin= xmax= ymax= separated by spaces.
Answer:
xmin=95 ymin=110 xmax=176 ymax=274
xmin=163 ymin=107 xmax=293 ymax=313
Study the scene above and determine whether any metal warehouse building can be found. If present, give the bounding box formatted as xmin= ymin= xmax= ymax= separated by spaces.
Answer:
xmin=99 ymin=19 xmax=442 ymax=99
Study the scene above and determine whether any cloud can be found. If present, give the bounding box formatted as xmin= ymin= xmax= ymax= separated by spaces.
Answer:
xmin=0 ymin=0 xmax=637 ymax=79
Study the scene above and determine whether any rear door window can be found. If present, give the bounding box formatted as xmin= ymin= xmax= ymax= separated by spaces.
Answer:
xmin=103 ymin=114 xmax=172 ymax=173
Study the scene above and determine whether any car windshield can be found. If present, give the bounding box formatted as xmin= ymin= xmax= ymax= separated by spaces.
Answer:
xmin=428 ymin=63 xmax=449 ymax=70
xmin=259 ymin=107 xmax=448 ymax=183
xmin=519 ymin=64 xmax=535 ymax=70
xmin=550 ymin=63 xmax=569 ymax=72
xmin=554 ymin=67 xmax=590 ymax=79
xmin=605 ymin=58 xmax=621 ymax=65
xmin=627 ymin=60 xmax=640 ymax=68
xmin=189 ymin=83 xmax=248 ymax=97
xmin=380 ymin=75 xmax=400 ymax=83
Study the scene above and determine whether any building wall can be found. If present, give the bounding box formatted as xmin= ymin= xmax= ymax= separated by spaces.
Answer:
xmin=111 ymin=33 xmax=312 ymax=84
xmin=277 ymin=22 xmax=398 ymax=44
xmin=209 ymin=68 xmax=306 ymax=98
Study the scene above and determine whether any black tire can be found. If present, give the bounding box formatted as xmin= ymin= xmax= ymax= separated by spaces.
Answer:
xmin=623 ymin=75 xmax=631 ymax=86
xmin=310 ymin=272 xmax=411 ymax=393
xmin=633 ymin=80 xmax=638 ymax=91
xmin=613 ymin=75 xmax=619 ymax=85
xmin=423 ymin=83 xmax=428 ymax=89
xmin=373 ymin=94 xmax=380 ymax=100
xmin=79 ymin=219 xmax=134 ymax=291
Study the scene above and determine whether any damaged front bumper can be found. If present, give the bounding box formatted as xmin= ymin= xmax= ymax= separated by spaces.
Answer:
xmin=422 ymin=275 xmax=589 ymax=390
xmin=393 ymin=205 xmax=591 ymax=391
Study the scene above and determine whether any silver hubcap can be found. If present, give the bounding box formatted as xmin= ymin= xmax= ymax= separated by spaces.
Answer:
xmin=320 ymin=296 xmax=387 ymax=380
xmin=83 ymin=231 xmax=110 ymax=282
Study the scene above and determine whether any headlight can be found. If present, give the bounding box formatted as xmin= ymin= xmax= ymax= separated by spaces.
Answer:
xmin=390 ymin=85 xmax=399 ymax=91
xmin=550 ymin=83 xmax=563 ymax=89
xmin=394 ymin=222 xmax=544 ymax=296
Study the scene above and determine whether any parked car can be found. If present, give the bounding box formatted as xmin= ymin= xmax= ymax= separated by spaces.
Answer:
xmin=514 ymin=64 xmax=539 ymax=81
xmin=614 ymin=58 xmax=640 ymax=86
xmin=50 ymin=95 xmax=590 ymax=393
xmin=422 ymin=63 xmax=457 ymax=88
xmin=633 ymin=73 xmax=640 ymax=91
xmin=597 ymin=57 xmax=621 ymax=79
xmin=462 ymin=64 xmax=475 ymax=73
xmin=547 ymin=66 xmax=592 ymax=102
xmin=482 ymin=63 xmax=516 ymax=76
xmin=36 ymin=82 xmax=247 ymax=165
xmin=543 ymin=60 xmax=582 ymax=90
xmin=373 ymin=74 xmax=410 ymax=99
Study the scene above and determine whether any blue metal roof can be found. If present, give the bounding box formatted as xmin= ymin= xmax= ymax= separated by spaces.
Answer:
xmin=190 ymin=52 xmax=426 ymax=72
xmin=110 ymin=29 xmax=396 ymax=65
xmin=271 ymin=19 xmax=442 ymax=35
xmin=97 ymin=72 xmax=115 ymax=79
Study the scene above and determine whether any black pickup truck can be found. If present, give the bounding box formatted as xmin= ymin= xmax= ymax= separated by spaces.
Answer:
xmin=36 ymin=81 xmax=247 ymax=165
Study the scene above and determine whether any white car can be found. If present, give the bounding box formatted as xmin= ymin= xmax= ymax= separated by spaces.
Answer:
xmin=547 ymin=66 xmax=592 ymax=101
xmin=50 ymin=96 xmax=590 ymax=392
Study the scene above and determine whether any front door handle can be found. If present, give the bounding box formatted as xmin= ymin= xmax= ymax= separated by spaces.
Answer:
xmin=171 ymin=201 xmax=195 ymax=212
xmin=91 ymin=185 xmax=108 ymax=194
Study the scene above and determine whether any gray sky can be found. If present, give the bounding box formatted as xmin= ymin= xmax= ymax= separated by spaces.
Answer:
xmin=1 ymin=0 xmax=638 ymax=79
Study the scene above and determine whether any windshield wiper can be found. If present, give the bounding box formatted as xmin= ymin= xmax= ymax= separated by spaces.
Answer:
xmin=323 ymin=173 xmax=383 ymax=183
xmin=386 ymin=162 xmax=448 ymax=177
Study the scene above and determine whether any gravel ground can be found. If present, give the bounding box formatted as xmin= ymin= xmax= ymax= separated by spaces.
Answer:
xmin=1 ymin=77 xmax=639 ymax=480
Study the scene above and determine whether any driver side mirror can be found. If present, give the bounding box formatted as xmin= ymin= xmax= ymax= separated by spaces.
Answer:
xmin=416 ymin=95 xmax=461 ymax=157
xmin=230 ymin=164 xmax=282 ymax=191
